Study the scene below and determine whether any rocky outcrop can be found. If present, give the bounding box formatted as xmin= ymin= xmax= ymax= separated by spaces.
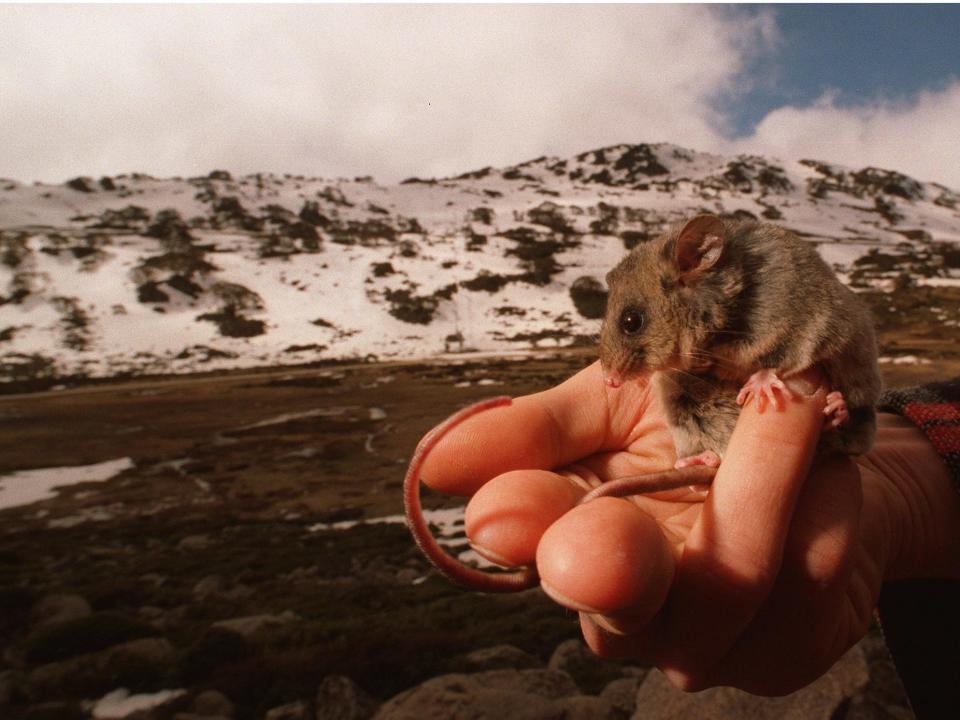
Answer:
xmin=26 ymin=637 xmax=177 ymax=698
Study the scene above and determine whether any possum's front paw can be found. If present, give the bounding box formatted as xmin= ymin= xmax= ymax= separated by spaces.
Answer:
xmin=736 ymin=369 xmax=794 ymax=412
xmin=823 ymin=390 xmax=849 ymax=429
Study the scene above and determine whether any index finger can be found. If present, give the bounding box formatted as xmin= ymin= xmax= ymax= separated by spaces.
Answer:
xmin=658 ymin=368 xmax=828 ymax=688
xmin=419 ymin=361 xmax=656 ymax=496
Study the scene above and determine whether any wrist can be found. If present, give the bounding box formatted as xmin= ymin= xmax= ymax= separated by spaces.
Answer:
xmin=862 ymin=414 xmax=960 ymax=580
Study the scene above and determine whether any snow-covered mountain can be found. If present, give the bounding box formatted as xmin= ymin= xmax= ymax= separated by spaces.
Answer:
xmin=1 ymin=143 xmax=959 ymax=383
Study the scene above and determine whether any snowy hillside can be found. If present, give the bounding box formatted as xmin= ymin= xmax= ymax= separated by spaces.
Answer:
xmin=1 ymin=143 xmax=959 ymax=382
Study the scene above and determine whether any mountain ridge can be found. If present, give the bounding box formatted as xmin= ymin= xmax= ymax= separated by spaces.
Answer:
xmin=1 ymin=142 xmax=958 ymax=384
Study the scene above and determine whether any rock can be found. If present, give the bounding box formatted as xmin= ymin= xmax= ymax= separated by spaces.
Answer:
xmin=29 ymin=593 xmax=91 ymax=630
xmin=24 ymin=610 xmax=157 ymax=664
xmin=394 ymin=568 xmax=419 ymax=586
xmin=462 ymin=644 xmax=543 ymax=672
xmin=178 ymin=534 xmax=211 ymax=551
xmin=191 ymin=689 xmax=235 ymax=717
xmin=844 ymin=626 xmax=914 ymax=719
xmin=551 ymin=694 xmax=617 ymax=720
xmin=219 ymin=584 xmax=254 ymax=601
xmin=65 ymin=177 xmax=97 ymax=193
xmin=23 ymin=700 xmax=86 ymax=719
xmin=138 ymin=606 xmax=165 ymax=623
xmin=548 ymin=639 xmax=624 ymax=693
xmin=599 ymin=677 xmax=641 ymax=717
xmin=315 ymin=675 xmax=378 ymax=720
xmin=193 ymin=575 xmax=224 ymax=599
xmin=569 ymin=276 xmax=607 ymax=319
xmin=0 ymin=669 xmax=19 ymax=705
xmin=27 ymin=637 xmax=177 ymax=698
xmin=211 ymin=611 xmax=300 ymax=640
xmin=374 ymin=669 xmax=580 ymax=720
xmin=265 ymin=700 xmax=310 ymax=719
xmin=181 ymin=628 xmax=251 ymax=683
xmin=631 ymin=643 xmax=870 ymax=720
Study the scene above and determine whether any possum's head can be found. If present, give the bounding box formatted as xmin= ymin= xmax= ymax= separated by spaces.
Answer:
xmin=600 ymin=214 xmax=734 ymax=387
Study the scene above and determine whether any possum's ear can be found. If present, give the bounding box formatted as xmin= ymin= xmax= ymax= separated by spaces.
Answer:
xmin=675 ymin=214 xmax=725 ymax=279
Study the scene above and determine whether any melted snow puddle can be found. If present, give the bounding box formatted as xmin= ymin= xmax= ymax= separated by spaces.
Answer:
xmin=308 ymin=507 xmax=496 ymax=571
xmin=0 ymin=457 xmax=134 ymax=511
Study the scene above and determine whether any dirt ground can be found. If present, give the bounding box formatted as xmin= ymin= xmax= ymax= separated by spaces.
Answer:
xmin=0 ymin=348 xmax=955 ymax=718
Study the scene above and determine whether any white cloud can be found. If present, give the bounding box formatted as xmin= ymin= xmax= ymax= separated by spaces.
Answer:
xmin=728 ymin=82 xmax=960 ymax=188
xmin=1 ymin=4 xmax=957 ymax=191
xmin=0 ymin=4 xmax=771 ymax=183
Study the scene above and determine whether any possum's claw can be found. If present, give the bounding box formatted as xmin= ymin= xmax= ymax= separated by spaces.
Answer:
xmin=737 ymin=369 xmax=794 ymax=412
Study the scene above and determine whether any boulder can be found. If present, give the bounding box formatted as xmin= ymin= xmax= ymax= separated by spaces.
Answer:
xmin=22 ymin=700 xmax=86 ymax=719
xmin=463 ymin=644 xmax=543 ymax=672
xmin=315 ymin=675 xmax=378 ymax=720
xmin=631 ymin=643 xmax=870 ymax=720
xmin=599 ymin=677 xmax=641 ymax=717
xmin=193 ymin=575 xmax=224 ymax=599
xmin=569 ymin=276 xmax=607 ymax=320
xmin=0 ymin=669 xmax=19 ymax=705
xmin=190 ymin=689 xmax=235 ymax=717
xmin=551 ymin=694 xmax=619 ymax=720
xmin=24 ymin=610 xmax=157 ymax=664
xmin=29 ymin=593 xmax=91 ymax=630
xmin=211 ymin=611 xmax=300 ymax=640
xmin=374 ymin=668 xmax=579 ymax=720
xmin=265 ymin=700 xmax=310 ymax=720
xmin=548 ymin=638 xmax=624 ymax=693
xmin=27 ymin=638 xmax=177 ymax=698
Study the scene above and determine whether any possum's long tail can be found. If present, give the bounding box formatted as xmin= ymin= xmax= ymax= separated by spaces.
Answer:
xmin=403 ymin=396 xmax=539 ymax=592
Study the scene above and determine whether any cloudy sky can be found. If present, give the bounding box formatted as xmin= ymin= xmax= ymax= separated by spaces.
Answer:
xmin=2 ymin=4 xmax=959 ymax=188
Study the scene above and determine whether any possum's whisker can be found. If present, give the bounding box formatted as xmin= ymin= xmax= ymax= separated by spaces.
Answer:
xmin=677 ymin=350 xmax=738 ymax=372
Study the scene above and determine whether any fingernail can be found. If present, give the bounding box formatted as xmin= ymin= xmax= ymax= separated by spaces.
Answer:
xmin=468 ymin=542 xmax=516 ymax=568
xmin=540 ymin=579 xmax=604 ymax=614
xmin=588 ymin=613 xmax=628 ymax=636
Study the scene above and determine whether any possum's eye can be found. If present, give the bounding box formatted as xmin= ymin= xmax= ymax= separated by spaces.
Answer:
xmin=619 ymin=308 xmax=644 ymax=335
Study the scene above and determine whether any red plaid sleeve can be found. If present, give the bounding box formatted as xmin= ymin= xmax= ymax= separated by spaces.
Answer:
xmin=878 ymin=379 xmax=960 ymax=494
xmin=876 ymin=380 xmax=960 ymax=718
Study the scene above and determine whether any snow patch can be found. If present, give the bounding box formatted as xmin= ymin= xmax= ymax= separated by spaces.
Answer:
xmin=90 ymin=688 xmax=187 ymax=719
xmin=308 ymin=507 xmax=500 ymax=570
xmin=0 ymin=457 xmax=134 ymax=511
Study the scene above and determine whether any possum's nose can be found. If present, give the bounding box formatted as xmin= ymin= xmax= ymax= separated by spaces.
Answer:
xmin=602 ymin=367 xmax=623 ymax=388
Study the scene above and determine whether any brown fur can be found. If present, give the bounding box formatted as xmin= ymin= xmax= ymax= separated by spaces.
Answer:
xmin=600 ymin=215 xmax=882 ymax=457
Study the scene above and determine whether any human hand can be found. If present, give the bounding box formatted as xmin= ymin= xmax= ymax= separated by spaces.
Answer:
xmin=418 ymin=362 xmax=960 ymax=695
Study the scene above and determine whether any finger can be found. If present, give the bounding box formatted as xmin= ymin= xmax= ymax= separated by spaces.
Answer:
xmin=464 ymin=469 xmax=584 ymax=567
xmin=708 ymin=453 xmax=863 ymax=694
xmin=579 ymin=612 xmax=659 ymax=664
xmin=536 ymin=497 xmax=675 ymax=631
xmin=658 ymin=367 xmax=828 ymax=689
xmin=419 ymin=361 xmax=656 ymax=496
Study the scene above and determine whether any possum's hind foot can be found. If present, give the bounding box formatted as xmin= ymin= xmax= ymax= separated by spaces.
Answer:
xmin=823 ymin=390 xmax=849 ymax=430
xmin=737 ymin=369 xmax=794 ymax=412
